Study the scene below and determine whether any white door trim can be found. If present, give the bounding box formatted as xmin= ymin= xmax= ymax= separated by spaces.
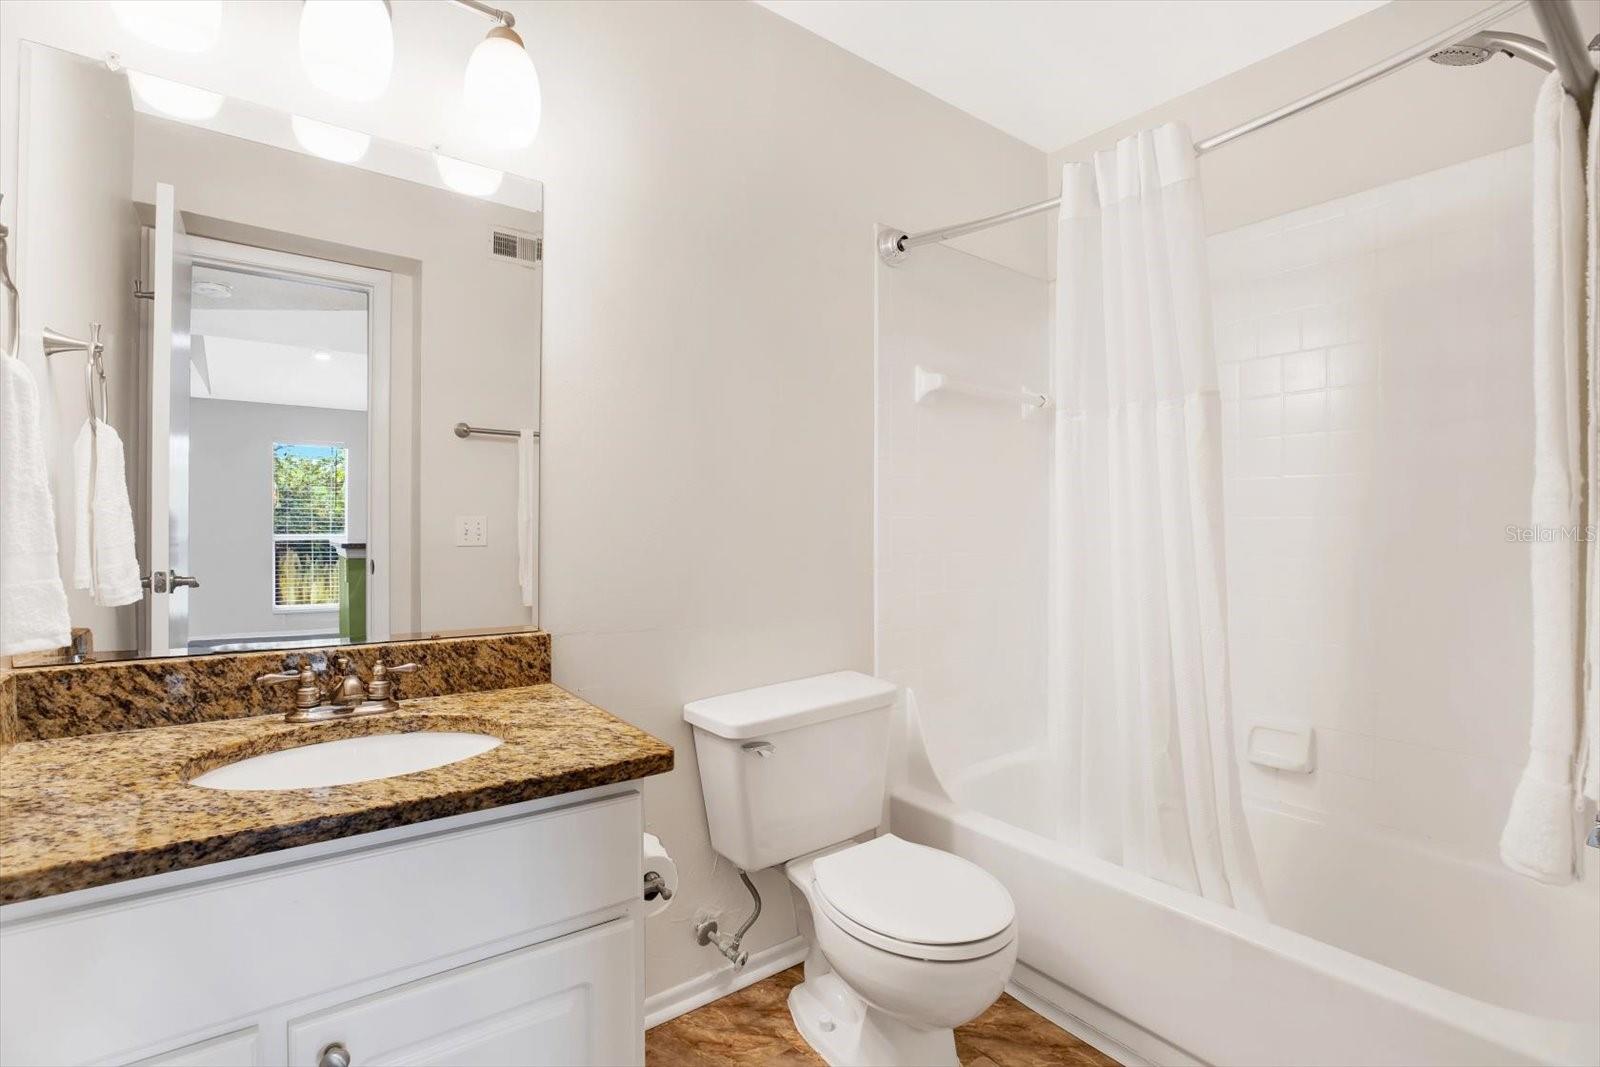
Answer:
xmin=183 ymin=235 xmax=393 ymax=642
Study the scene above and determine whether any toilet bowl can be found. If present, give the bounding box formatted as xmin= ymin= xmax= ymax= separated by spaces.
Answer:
xmin=684 ymin=672 xmax=1017 ymax=1065
xmin=784 ymin=835 xmax=1017 ymax=1066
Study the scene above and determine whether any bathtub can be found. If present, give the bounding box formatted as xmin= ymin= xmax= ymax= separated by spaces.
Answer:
xmin=887 ymin=705 xmax=1600 ymax=1067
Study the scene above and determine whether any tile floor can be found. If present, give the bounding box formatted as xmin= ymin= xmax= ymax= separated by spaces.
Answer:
xmin=645 ymin=965 xmax=1120 ymax=1066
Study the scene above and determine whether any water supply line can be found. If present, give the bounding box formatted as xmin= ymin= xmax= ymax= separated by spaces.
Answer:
xmin=695 ymin=870 xmax=762 ymax=967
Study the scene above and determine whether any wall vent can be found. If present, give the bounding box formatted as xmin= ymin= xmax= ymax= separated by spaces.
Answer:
xmin=490 ymin=226 xmax=542 ymax=268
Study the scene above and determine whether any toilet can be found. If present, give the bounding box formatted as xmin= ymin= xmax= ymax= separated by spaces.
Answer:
xmin=685 ymin=671 xmax=1017 ymax=1066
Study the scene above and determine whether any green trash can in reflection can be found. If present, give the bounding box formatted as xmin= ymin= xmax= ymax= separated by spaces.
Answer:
xmin=337 ymin=542 xmax=367 ymax=643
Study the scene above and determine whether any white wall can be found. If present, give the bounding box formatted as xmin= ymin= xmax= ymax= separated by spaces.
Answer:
xmin=11 ymin=45 xmax=141 ymax=652
xmin=874 ymin=246 xmax=1050 ymax=795
xmin=0 ymin=0 xmax=1046 ymax=1001
xmin=187 ymin=398 xmax=368 ymax=642
xmin=522 ymin=0 xmax=1045 ymax=999
xmin=1211 ymin=145 xmax=1541 ymax=869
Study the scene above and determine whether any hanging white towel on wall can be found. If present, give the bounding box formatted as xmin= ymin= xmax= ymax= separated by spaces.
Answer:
xmin=1583 ymin=84 xmax=1600 ymax=814
xmin=73 ymin=418 xmax=143 ymax=607
xmin=517 ymin=427 xmax=538 ymax=611
xmin=0 ymin=353 xmax=71 ymax=654
xmin=1052 ymin=123 xmax=1265 ymax=913
xmin=1502 ymin=73 xmax=1592 ymax=886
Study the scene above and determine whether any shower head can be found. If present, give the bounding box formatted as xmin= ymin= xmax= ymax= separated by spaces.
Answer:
xmin=1429 ymin=42 xmax=1495 ymax=66
xmin=1427 ymin=31 xmax=1555 ymax=72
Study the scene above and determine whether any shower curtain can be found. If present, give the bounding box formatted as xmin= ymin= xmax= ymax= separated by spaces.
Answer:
xmin=1052 ymin=124 xmax=1264 ymax=912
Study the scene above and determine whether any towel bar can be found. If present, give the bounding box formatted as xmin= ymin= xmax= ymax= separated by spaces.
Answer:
xmin=454 ymin=422 xmax=538 ymax=439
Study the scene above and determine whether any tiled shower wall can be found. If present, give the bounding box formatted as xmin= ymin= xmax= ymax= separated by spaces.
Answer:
xmin=875 ymin=244 xmax=1051 ymax=788
xmin=1210 ymin=144 xmax=1536 ymax=868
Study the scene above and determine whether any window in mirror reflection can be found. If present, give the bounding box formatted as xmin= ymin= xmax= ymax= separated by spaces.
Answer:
xmin=272 ymin=443 xmax=349 ymax=612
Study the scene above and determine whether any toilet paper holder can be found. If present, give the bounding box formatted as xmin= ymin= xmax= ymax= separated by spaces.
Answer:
xmin=643 ymin=870 xmax=674 ymax=902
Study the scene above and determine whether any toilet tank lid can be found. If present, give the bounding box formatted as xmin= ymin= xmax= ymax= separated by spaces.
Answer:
xmin=683 ymin=671 xmax=897 ymax=740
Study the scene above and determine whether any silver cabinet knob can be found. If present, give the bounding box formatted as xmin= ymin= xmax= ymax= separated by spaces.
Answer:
xmin=318 ymin=1043 xmax=351 ymax=1067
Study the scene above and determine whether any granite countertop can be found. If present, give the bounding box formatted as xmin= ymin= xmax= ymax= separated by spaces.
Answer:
xmin=0 ymin=684 xmax=673 ymax=905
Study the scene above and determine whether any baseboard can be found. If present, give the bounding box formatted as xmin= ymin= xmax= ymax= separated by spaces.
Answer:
xmin=645 ymin=936 xmax=808 ymax=1029
xmin=1006 ymin=961 xmax=1200 ymax=1067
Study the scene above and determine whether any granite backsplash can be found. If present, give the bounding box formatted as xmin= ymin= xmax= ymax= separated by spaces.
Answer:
xmin=8 ymin=631 xmax=551 ymax=743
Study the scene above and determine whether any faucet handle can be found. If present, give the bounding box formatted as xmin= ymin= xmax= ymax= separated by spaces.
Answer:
xmin=364 ymin=660 xmax=420 ymax=707
xmin=256 ymin=664 xmax=321 ymax=711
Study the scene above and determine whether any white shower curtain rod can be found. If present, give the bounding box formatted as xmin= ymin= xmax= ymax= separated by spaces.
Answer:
xmin=880 ymin=0 xmax=1593 ymax=263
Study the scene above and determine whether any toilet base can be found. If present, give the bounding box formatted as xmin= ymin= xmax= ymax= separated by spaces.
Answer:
xmin=788 ymin=972 xmax=958 ymax=1067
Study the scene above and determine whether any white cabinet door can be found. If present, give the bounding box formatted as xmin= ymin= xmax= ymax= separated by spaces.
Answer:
xmin=286 ymin=918 xmax=637 ymax=1067
xmin=132 ymin=1029 xmax=260 ymax=1067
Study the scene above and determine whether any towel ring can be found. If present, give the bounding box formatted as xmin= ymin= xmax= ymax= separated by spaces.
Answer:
xmin=42 ymin=324 xmax=108 ymax=444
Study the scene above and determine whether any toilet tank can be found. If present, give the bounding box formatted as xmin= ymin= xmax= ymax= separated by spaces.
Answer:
xmin=685 ymin=671 xmax=898 ymax=871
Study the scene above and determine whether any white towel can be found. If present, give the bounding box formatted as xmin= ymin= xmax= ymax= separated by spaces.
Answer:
xmin=517 ymin=428 xmax=538 ymax=610
xmin=0 ymin=353 xmax=71 ymax=654
xmin=73 ymin=418 xmax=143 ymax=607
xmin=1581 ymin=93 xmax=1600 ymax=812
xmin=1502 ymin=74 xmax=1590 ymax=885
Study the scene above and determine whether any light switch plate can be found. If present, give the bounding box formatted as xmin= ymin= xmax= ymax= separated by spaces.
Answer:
xmin=455 ymin=515 xmax=487 ymax=547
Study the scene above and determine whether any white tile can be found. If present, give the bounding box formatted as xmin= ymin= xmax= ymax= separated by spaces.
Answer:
xmin=1282 ymin=349 xmax=1326 ymax=393
xmin=1281 ymin=391 xmax=1326 ymax=435
xmin=1325 ymin=387 xmax=1371 ymax=431
xmin=1282 ymin=433 xmax=1326 ymax=476
xmin=1301 ymin=305 xmax=1347 ymax=350
xmin=1240 ymin=397 xmax=1283 ymax=438
xmin=1327 ymin=343 xmax=1377 ymax=386
xmin=1260 ymin=314 xmax=1301 ymax=356
xmin=1241 ymin=356 xmax=1283 ymax=398
xmin=1236 ymin=436 xmax=1282 ymax=479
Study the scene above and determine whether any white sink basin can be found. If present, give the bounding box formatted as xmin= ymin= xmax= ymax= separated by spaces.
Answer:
xmin=191 ymin=732 xmax=502 ymax=791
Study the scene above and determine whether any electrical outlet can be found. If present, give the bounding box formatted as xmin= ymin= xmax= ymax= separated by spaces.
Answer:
xmin=455 ymin=515 xmax=487 ymax=547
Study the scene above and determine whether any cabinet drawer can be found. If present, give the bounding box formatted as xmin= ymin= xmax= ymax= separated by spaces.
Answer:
xmin=287 ymin=919 xmax=636 ymax=1067
xmin=132 ymin=1029 xmax=260 ymax=1067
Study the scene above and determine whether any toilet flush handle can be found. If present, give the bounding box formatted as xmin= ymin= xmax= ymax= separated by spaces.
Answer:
xmin=741 ymin=740 xmax=775 ymax=758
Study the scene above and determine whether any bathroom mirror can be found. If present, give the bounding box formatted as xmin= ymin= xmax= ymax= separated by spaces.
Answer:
xmin=9 ymin=41 xmax=542 ymax=660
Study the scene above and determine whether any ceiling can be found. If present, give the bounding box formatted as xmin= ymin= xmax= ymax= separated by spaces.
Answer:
xmin=190 ymin=265 xmax=368 ymax=411
xmin=755 ymin=0 xmax=1386 ymax=151
xmin=192 ymin=265 xmax=367 ymax=312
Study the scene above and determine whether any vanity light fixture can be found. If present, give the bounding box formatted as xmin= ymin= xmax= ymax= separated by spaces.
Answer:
xmin=110 ymin=1 xmax=222 ymax=53
xmin=192 ymin=280 xmax=233 ymax=299
xmin=291 ymin=115 xmax=372 ymax=164
xmin=456 ymin=0 xmax=542 ymax=150
xmin=298 ymin=0 xmax=394 ymax=103
xmin=127 ymin=71 xmax=224 ymax=121
xmin=433 ymin=153 xmax=504 ymax=198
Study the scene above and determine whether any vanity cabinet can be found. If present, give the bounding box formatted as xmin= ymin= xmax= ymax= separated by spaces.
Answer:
xmin=0 ymin=790 xmax=646 ymax=1067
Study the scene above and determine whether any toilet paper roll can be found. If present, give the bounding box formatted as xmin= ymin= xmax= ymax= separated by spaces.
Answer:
xmin=642 ymin=832 xmax=678 ymax=918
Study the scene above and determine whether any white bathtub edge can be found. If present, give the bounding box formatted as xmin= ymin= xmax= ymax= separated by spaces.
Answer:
xmin=1008 ymin=960 xmax=1201 ymax=1067
xmin=891 ymin=782 xmax=1600 ymax=1067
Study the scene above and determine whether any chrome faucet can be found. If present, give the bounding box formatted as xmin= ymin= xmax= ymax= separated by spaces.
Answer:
xmin=255 ymin=654 xmax=422 ymax=723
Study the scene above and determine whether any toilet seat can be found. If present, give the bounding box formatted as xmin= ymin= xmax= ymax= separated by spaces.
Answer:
xmin=810 ymin=835 xmax=1016 ymax=962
